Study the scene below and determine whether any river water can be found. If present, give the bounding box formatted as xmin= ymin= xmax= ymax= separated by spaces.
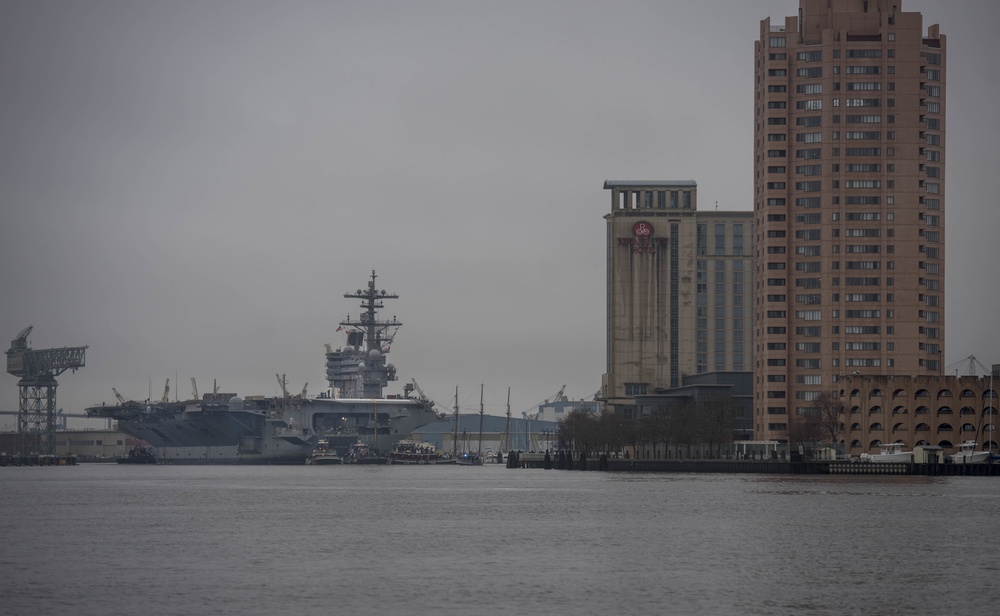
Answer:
xmin=2 ymin=464 xmax=998 ymax=615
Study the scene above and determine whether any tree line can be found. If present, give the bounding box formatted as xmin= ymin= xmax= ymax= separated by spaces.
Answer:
xmin=555 ymin=395 xmax=740 ymax=459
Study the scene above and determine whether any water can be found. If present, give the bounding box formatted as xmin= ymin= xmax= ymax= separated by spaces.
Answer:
xmin=2 ymin=464 xmax=998 ymax=615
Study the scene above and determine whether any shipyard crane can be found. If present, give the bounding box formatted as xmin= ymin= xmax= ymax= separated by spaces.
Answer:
xmin=162 ymin=379 xmax=170 ymax=403
xmin=112 ymin=387 xmax=127 ymax=405
xmin=191 ymin=378 xmax=199 ymax=400
xmin=5 ymin=326 xmax=87 ymax=455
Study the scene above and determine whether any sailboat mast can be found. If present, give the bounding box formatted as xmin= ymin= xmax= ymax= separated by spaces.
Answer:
xmin=453 ymin=386 xmax=459 ymax=458
xmin=478 ymin=384 xmax=484 ymax=457
xmin=502 ymin=387 xmax=511 ymax=454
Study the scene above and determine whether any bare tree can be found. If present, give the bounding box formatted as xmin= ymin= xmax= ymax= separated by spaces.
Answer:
xmin=697 ymin=395 xmax=736 ymax=459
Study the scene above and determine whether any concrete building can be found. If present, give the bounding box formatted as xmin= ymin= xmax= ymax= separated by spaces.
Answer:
xmin=838 ymin=373 xmax=997 ymax=457
xmin=602 ymin=180 xmax=753 ymax=418
xmin=752 ymin=0 xmax=946 ymax=442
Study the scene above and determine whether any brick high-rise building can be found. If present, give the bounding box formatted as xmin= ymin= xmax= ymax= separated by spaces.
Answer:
xmin=752 ymin=0 xmax=945 ymax=448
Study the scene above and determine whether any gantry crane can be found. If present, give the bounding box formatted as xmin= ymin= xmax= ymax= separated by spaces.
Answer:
xmin=5 ymin=326 xmax=87 ymax=455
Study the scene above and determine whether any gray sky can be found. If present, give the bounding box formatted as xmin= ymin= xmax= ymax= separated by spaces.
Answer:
xmin=2 ymin=0 xmax=998 ymax=428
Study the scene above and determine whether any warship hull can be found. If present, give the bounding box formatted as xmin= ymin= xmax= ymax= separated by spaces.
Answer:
xmin=91 ymin=395 xmax=440 ymax=464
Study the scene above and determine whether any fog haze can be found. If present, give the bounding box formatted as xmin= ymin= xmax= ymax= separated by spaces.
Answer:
xmin=2 ymin=1 xmax=997 ymax=426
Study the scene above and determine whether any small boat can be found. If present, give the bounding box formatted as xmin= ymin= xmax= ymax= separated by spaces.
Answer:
xmin=948 ymin=440 xmax=991 ymax=464
xmin=306 ymin=439 xmax=342 ymax=465
xmin=456 ymin=452 xmax=483 ymax=466
xmin=860 ymin=442 xmax=913 ymax=463
xmin=389 ymin=439 xmax=455 ymax=464
xmin=345 ymin=440 xmax=389 ymax=465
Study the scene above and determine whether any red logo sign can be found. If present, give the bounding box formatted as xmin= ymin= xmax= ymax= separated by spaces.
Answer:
xmin=633 ymin=221 xmax=653 ymax=237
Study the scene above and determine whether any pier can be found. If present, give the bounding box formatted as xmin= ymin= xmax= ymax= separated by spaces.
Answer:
xmin=0 ymin=453 xmax=78 ymax=466
xmin=508 ymin=453 xmax=1000 ymax=476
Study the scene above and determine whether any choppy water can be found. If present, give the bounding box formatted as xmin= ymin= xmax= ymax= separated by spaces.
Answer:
xmin=2 ymin=464 xmax=998 ymax=615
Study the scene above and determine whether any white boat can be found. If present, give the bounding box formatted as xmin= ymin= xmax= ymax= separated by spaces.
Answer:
xmin=860 ymin=442 xmax=913 ymax=463
xmin=949 ymin=440 xmax=990 ymax=464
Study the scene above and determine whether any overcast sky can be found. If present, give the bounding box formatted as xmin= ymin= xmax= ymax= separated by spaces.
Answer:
xmin=2 ymin=0 xmax=998 ymax=428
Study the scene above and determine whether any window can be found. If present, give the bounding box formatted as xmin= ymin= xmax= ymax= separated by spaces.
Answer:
xmin=795 ymin=181 xmax=821 ymax=192
xmin=796 ymin=99 xmax=823 ymax=110
xmin=768 ymin=85 xmax=787 ymax=93
xmin=796 ymin=116 xmax=822 ymax=127
xmin=846 ymin=131 xmax=881 ymax=140
xmin=797 ymin=50 xmax=822 ymax=62
xmin=846 ymin=65 xmax=881 ymax=74
xmin=846 ymin=147 xmax=880 ymax=156
xmin=846 ymin=115 xmax=881 ymax=123
xmin=796 ymin=132 xmax=822 ymax=143
xmin=847 ymin=49 xmax=882 ymax=58
xmin=845 ymin=163 xmax=881 ymax=172
xmin=845 ymin=180 xmax=881 ymax=188
xmin=845 ymin=98 xmax=881 ymax=107
xmin=770 ymin=37 xmax=786 ymax=48
xmin=847 ymin=82 xmax=882 ymax=91
xmin=796 ymin=83 xmax=822 ymax=94
xmin=795 ymin=197 xmax=821 ymax=208
xmin=796 ymin=164 xmax=821 ymax=175
xmin=796 ymin=148 xmax=822 ymax=159
xmin=796 ymin=310 xmax=822 ymax=321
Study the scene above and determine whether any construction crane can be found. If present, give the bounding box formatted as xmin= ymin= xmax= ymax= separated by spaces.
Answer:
xmin=112 ymin=387 xmax=127 ymax=405
xmin=191 ymin=378 xmax=199 ymax=400
xmin=5 ymin=326 xmax=87 ymax=455
xmin=162 ymin=378 xmax=170 ymax=403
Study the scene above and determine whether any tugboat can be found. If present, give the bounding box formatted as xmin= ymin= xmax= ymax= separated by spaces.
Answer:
xmin=345 ymin=440 xmax=389 ymax=465
xmin=306 ymin=438 xmax=342 ymax=465
xmin=389 ymin=439 xmax=456 ymax=464
xmin=117 ymin=446 xmax=157 ymax=464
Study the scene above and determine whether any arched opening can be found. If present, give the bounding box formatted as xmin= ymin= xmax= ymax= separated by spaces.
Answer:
xmin=869 ymin=406 xmax=883 ymax=415
xmin=937 ymin=389 xmax=953 ymax=399
xmin=851 ymin=405 xmax=861 ymax=415
xmin=892 ymin=405 xmax=908 ymax=415
xmin=870 ymin=388 xmax=883 ymax=398
xmin=869 ymin=439 xmax=882 ymax=448
xmin=850 ymin=423 xmax=862 ymax=431
xmin=869 ymin=422 xmax=883 ymax=431
xmin=850 ymin=389 xmax=862 ymax=399
xmin=961 ymin=423 xmax=977 ymax=433
xmin=851 ymin=439 xmax=862 ymax=448
xmin=937 ymin=440 xmax=954 ymax=448
xmin=960 ymin=406 xmax=976 ymax=416
xmin=915 ymin=406 xmax=930 ymax=415
xmin=961 ymin=389 xmax=976 ymax=399
xmin=937 ymin=406 xmax=953 ymax=416
xmin=937 ymin=423 xmax=954 ymax=433
xmin=915 ymin=423 xmax=931 ymax=432
xmin=892 ymin=422 xmax=905 ymax=432
xmin=915 ymin=439 xmax=930 ymax=446
xmin=892 ymin=388 xmax=908 ymax=399
xmin=915 ymin=389 xmax=930 ymax=399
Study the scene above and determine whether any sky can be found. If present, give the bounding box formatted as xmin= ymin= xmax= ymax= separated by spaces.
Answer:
xmin=2 ymin=0 xmax=998 ymax=429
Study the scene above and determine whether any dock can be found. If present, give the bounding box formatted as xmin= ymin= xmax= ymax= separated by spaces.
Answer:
xmin=0 ymin=453 xmax=78 ymax=466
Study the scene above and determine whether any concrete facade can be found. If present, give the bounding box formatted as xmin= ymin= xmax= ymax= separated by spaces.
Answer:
xmin=753 ymin=0 xmax=946 ymax=442
xmin=602 ymin=181 xmax=753 ymax=418
xmin=839 ymin=374 xmax=998 ymax=457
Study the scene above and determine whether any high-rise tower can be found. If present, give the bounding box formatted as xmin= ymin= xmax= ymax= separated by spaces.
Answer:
xmin=753 ymin=0 xmax=945 ymax=446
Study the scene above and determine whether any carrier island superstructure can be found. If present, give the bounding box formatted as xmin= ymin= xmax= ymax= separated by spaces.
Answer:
xmin=86 ymin=271 xmax=440 ymax=464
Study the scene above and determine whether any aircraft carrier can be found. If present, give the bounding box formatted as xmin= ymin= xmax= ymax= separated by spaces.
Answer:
xmin=86 ymin=271 xmax=440 ymax=464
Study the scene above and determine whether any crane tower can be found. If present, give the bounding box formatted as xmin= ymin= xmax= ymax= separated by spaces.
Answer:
xmin=5 ymin=326 xmax=87 ymax=455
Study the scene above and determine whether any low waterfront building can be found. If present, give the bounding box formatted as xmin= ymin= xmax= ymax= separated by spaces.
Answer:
xmin=837 ymin=373 xmax=998 ymax=458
